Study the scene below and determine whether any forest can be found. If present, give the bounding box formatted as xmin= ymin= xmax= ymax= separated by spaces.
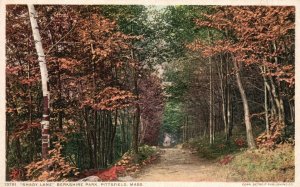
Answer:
xmin=6 ymin=5 xmax=295 ymax=182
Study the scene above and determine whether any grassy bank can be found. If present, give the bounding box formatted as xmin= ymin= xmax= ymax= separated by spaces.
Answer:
xmin=183 ymin=136 xmax=294 ymax=182
xmin=183 ymin=135 xmax=247 ymax=160
xmin=229 ymin=144 xmax=294 ymax=182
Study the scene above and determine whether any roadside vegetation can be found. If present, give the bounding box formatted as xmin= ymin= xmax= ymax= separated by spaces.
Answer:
xmin=183 ymin=134 xmax=294 ymax=182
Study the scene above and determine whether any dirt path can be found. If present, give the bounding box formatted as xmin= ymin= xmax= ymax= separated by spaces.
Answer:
xmin=133 ymin=146 xmax=230 ymax=182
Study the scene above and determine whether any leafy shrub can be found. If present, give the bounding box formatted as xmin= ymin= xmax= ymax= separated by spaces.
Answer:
xmin=95 ymin=166 xmax=125 ymax=181
xmin=234 ymin=138 xmax=246 ymax=147
xmin=25 ymin=141 xmax=79 ymax=181
xmin=256 ymin=119 xmax=285 ymax=149
xmin=79 ymin=145 xmax=159 ymax=181
xmin=137 ymin=145 xmax=156 ymax=161
xmin=9 ymin=167 xmax=26 ymax=181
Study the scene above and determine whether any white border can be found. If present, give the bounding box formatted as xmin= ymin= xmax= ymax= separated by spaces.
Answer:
xmin=0 ymin=0 xmax=299 ymax=187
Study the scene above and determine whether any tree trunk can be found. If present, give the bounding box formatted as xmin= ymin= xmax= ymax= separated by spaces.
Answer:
xmin=269 ymin=76 xmax=284 ymax=124
xmin=83 ymin=109 xmax=94 ymax=168
xmin=186 ymin=115 xmax=189 ymax=141
xmin=218 ymin=55 xmax=228 ymax=139
xmin=100 ymin=111 xmax=105 ymax=167
xmin=28 ymin=4 xmax=50 ymax=159
xmin=227 ymin=61 xmax=233 ymax=139
xmin=126 ymin=110 xmax=131 ymax=151
xmin=182 ymin=121 xmax=185 ymax=142
xmin=208 ymin=32 xmax=213 ymax=145
xmin=209 ymin=55 xmax=213 ymax=145
xmin=212 ymin=89 xmax=215 ymax=144
xmin=272 ymin=42 xmax=286 ymax=128
xmin=289 ymin=99 xmax=294 ymax=123
xmin=120 ymin=110 xmax=126 ymax=154
xmin=233 ymin=60 xmax=256 ymax=149
xmin=263 ymin=76 xmax=277 ymax=118
xmin=109 ymin=110 xmax=118 ymax=164
xmin=57 ymin=61 xmax=63 ymax=131
xmin=93 ymin=110 xmax=98 ymax=168
xmin=131 ymin=29 xmax=139 ymax=161
xmin=262 ymin=66 xmax=270 ymax=135
xmin=132 ymin=103 xmax=140 ymax=162
xmin=15 ymin=138 xmax=22 ymax=166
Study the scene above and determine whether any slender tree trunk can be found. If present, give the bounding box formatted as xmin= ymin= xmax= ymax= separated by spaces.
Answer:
xmin=182 ymin=121 xmax=185 ymax=142
xmin=218 ymin=55 xmax=228 ymax=139
xmin=269 ymin=76 xmax=283 ymax=123
xmin=126 ymin=109 xmax=131 ymax=151
xmin=227 ymin=60 xmax=233 ymax=139
xmin=209 ymin=55 xmax=213 ymax=145
xmin=131 ymin=26 xmax=139 ymax=161
xmin=208 ymin=32 xmax=213 ymax=145
xmin=272 ymin=42 xmax=286 ymax=128
xmin=83 ymin=109 xmax=94 ymax=168
xmin=133 ymin=104 xmax=140 ymax=154
xmin=289 ymin=99 xmax=294 ymax=123
xmin=212 ymin=89 xmax=215 ymax=144
xmin=57 ymin=62 xmax=63 ymax=131
xmin=262 ymin=66 xmax=270 ymax=135
xmin=28 ymin=4 xmax=50 ymax=159
xmin=93 ymin=110 xmax=98 ymax=168
xmin=109 ymin=110 xmax=118 ymax=164
xmin=15 ymin=138 xmax=22 ymax=166
xmin=186 ymin=115 xmax=189 ymax=141
xmin=227 ymin=87 xmax=233 ymax=138
xmin=106 ymin=113 xmax=112 ymax=165
xmin=120 ymin=110 xmax=126 ymax=154
xmin=263 ymin=76 xmax=277 ymax=118
xmin=279 ymin=96 xmax=286 ymax=128
xmin=233 ymin=60 xmax=256 ymax=149
xmin=103 ymin=112 xmax=108 ymax=167
xmin=100 ymin=111 xmax=105 ymax=167
xmin=97 ymin=111 xmax=102 ymax=168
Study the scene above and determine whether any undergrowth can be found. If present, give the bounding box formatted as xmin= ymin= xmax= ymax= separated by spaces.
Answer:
xmin=183 ymin=134 xmax=246 ymax=160
xmin=229 ymin=143 xmax=294 ymax=182
xmin=183 ymin=134 xmax=294 ymax=182
xmin=78 ymin=145 xmax=159 ymax=181
xmin=128 ymin=145 xmax=157 ymax=162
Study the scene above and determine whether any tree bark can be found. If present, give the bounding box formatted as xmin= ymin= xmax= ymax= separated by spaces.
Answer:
xmin=120 ymin=110 xmax=126 ymax=154
xmin=212 ymin=89 xmax=215 ymax=144
xmin=218 ymin=55 xmax=228 ymax=139
xmin=289 ymin=99 xmax=294 ymax=123
xmin=133 ymin=102 xmax=140 ymax=162
xmin=262 ymin=66 xmax=270 ymax=135
xmin=131 ymin=28 xmax=139 ymax=161
xmin=272 ymin=42 xmax=286 ymax=127
xmin=83 ymin=109 xmax=94 ymax=168
xmin=57 ymin=62 xmax=63 ymax=131
xmin=28 ymin=4 xmax=50 ymax=159
xmin=109 ymin=110 xmax=118 ymax=164
xmin=208 ymin=32 xmax=213 ymax=145
xmin=233 ymin=60 xmax=256 ymax=149
xmin=227 ymin=60 xmax=233 ymax=139
xmin=269 ymin=76 xmax=284 ymax=124
xmin=209 ymin=55 xmax=213 ymax=145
